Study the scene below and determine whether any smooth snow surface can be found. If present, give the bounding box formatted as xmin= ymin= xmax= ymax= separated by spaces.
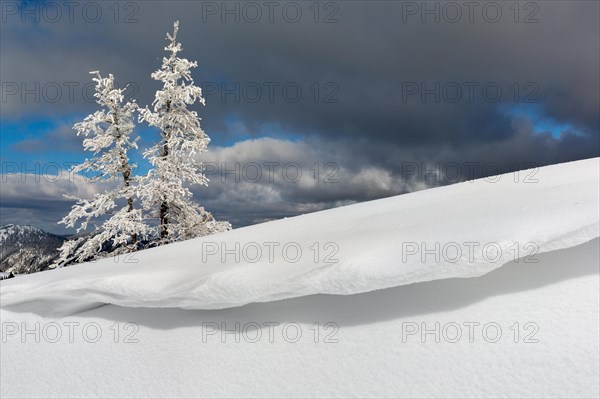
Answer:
xmin=1 ymin=158 xmax=599 ymax=315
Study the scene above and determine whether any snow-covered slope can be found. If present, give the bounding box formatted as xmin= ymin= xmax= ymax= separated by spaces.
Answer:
xmin=1 ymin=158 xmax=598 ymax=398
xmin=1 ymin=158 xmax=598 ymax=315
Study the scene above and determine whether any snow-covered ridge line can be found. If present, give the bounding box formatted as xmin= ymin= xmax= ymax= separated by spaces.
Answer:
xmin=1 ymin=158 xmax=598 ymax=316
xmin=0 ymin=224 xmax=46 ymax=242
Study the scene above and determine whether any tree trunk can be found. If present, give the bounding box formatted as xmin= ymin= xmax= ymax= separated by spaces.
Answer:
xmin=114 ymin=108 xmax=137 ymax=245
xmin=123 ymin=168 xmax=137 ymax=245
xmin=159 ymin=201 xmax=168 ymax=239
xmin=159 ymin=141 xmax=169 ymax=239
xmin=159 ymin=100 xmax=172 ymax=240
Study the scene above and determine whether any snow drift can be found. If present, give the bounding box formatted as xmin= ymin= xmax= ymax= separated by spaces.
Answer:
xmin=1 ymin=158 xmax=598 ymax=315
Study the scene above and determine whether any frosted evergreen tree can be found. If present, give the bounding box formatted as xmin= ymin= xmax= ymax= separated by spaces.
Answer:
xmin=53 ymin=72 xmax=150 ymax=267
xmin=139 ymin=21 xmax=231 ymax=242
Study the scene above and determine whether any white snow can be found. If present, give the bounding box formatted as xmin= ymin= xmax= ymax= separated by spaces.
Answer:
xmin=1 ymin=158 xmax=598 ymax=397
xmin=1 ymin=158 xmax=598 ymax=315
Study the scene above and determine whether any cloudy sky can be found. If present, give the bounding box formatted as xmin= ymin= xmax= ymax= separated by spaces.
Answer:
xmin=1 ymin=0 xmax=598 ymax=234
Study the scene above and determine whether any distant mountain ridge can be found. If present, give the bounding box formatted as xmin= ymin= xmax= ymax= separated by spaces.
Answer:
xmin=0 ymin=224 xmax=67 ymax=274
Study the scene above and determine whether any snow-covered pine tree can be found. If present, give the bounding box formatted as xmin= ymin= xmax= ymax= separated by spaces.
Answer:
xmin=53 ymin=72 xmax=150 ymax=267
xmin=138 ymin=21 xmax=231 ymax=242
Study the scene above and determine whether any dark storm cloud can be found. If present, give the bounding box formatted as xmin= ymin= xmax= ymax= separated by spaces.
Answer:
xmin=2 ymin=1 xmax=598 ymax=140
